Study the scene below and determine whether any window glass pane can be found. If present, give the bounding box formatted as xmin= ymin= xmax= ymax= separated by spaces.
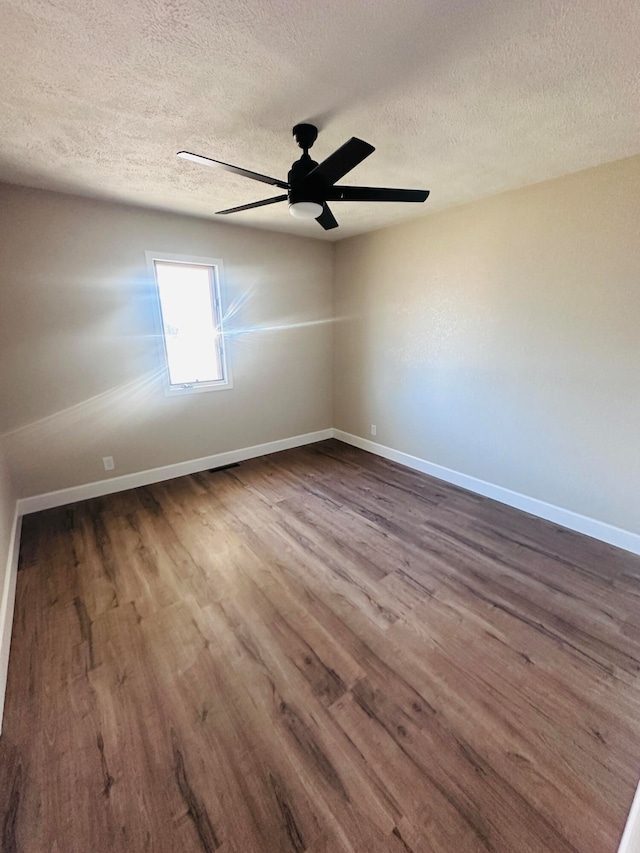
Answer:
xmin=155 ymin=262 xmax=223 ymax=385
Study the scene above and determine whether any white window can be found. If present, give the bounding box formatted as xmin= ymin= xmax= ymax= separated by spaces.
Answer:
xmin=146 ymin=252 xmax=231 ymax=394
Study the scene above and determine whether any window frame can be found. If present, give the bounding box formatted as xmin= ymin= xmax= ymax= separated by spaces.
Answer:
xmin=146 ymin=251 xmax=232 ymax=396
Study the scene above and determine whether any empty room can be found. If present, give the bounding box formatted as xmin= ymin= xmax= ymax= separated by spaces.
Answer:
xmin=1 ymin=0 xmax=640 ymax=851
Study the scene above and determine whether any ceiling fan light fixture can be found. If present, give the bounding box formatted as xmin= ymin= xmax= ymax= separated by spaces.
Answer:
xmin=289 ymin=200 xmax=324 ymax=219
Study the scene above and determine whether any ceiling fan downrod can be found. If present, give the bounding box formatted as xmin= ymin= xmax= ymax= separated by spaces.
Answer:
xmin=288 ymin=124 xmax=323 ymax=217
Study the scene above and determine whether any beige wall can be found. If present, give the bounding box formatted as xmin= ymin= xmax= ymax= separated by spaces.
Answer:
xmin=2 ymin=157 xmax=638 ymax=536
xmin=334 ymin=155 xmax=640 ymax=535
xmin=0 ymin=186 xmax=333 ymax=496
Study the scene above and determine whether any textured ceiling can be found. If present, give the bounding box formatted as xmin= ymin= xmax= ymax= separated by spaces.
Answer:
xmin=0 ymin=0 xmax=639 ymax=241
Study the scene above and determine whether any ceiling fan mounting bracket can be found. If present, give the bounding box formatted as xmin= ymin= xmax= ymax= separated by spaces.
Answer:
xmin=292 ymin=123 xmax=318 ymax=152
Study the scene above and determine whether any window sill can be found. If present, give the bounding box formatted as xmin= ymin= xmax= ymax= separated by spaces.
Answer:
xmin=164 ymin=380 xmax=234 ymax=397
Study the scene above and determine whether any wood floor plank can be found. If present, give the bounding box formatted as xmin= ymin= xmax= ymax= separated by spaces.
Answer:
xmin=1 ymin=439 xmax=639 ymax=851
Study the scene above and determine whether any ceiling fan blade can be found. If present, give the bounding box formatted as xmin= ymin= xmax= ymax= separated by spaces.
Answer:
xmin=177 ymin=151 xmax=288 ymax=189
xmin=327 ymin=186 xmax=430 ymax=203
xmin=216 ymin=195 xmax=287 ymax=215
xmin=303 ymin=138 xmax=375 ymax=187
xmin=316 ymin=203 xmax=339 ymax=230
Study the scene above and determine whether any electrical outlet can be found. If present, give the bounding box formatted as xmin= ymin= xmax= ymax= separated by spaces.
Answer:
xmin=370 ymin=424 xmax=377 ymax=436
xmin=102 ymin=456 xmax=115 ymax=472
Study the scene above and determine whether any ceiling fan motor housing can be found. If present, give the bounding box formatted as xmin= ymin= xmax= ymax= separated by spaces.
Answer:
xmin=288 ymin=156 xmax=323 ymax=207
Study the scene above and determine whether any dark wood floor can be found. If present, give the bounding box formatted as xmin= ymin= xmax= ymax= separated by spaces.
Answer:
xmin=1 ymin=440 xmax=640 ymax=852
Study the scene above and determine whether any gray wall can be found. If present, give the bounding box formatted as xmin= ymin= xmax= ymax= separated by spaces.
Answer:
xmin=0 ymin=186 xmax=334 ymax=496
xmin=334 ymin=154 xmax=640 ymax=534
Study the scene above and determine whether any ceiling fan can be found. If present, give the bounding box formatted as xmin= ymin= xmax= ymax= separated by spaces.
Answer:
xmin=177 ymin=124 xmax=430 ymax=231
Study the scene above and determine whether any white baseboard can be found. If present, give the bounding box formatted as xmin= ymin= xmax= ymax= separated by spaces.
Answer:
xmin=18 ymin=427 xmax=639 ymax=556
xmin=618 ymin=783 xmax=640 ymax=853
xmin=332 ymin=430 xmax=640 ymax=557
xmin=0 ymin=504 xmax=21 ymax=734
xmin=6 ymin=425 xmax=640 ymax=737
xmin=17 ymin=429 xmax=333 ymax=515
